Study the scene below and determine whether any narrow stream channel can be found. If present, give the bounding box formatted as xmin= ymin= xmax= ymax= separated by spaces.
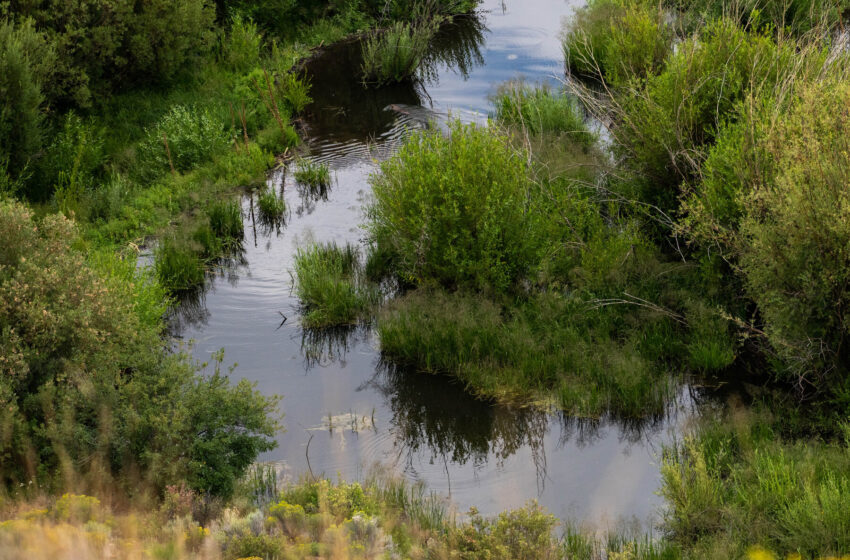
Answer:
xmin=170 ymin=0 xmax=708 ymax=528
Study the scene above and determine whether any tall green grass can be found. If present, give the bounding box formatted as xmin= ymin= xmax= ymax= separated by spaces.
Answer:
xmin=661 ymin=411 xmax=850 ymax=558
xmin=257 ymin=186 xmax=286 ymax=224
xmin=492 ymin=82 xmax=596 ymax=146
xmin=378 ymin=289 xmax=679 ymax=417
xmin=292 ymin=242 xmax=378 ymax=328
xmin=155 ymin=237 xmax=206 ymax=292
xmin=293 ymin=158 xmax=331 ymax=191
xmin=360 ymin=20 xmax=439 ymax=85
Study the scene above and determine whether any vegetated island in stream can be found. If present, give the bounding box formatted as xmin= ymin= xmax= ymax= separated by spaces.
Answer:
xmin=2 ymin=0 xmax=850 ymax=558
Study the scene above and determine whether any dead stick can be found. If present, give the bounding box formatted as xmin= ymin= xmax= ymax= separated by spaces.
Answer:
xmin=162 ymin=133 xmax=176 ymax=175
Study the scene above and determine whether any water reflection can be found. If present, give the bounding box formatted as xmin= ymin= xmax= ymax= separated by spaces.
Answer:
xmin=420 ymin=14 xmax=487 ymax=84
xmin=298 ymin=325 xmax=362 ymax=369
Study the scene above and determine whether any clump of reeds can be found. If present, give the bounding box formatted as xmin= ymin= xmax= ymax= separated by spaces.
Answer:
xmin=155 ymin=237 xmax=205 ymax=292
xmin=293 ymin=159 xmax=331 ymax=192
xmin=492 ymin=82 xmax=596 ymax=147
xmin=292 ymin=242 xmax=378 ymax=328
xmin=257 ymin=187 xmax=286 ymax=225
xmin=360 ymin=19 xmax=440 ymax=86
xmin=207 ymin=199 xmax=244 ymax=242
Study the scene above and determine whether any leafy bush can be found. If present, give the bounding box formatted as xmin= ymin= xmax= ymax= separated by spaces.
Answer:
xmin=361 ymin=20 xmax=439 ymax=85
xmin=737 ymin=82 xmax=850 ymax=383
xmin=0 ymin=19 xmax=55 ymax=195
xmin=607 ymin=18 xmax=796 ymax=209
xmin=367 ymin=120 xmax=533 ymax=291
xmin=0 ymin=200 xmax=278 ymax=494
xmin=448 ymin=502 xmax=559 ymax=560
xmin=220 ymin=15 xmax=263 ymax=72
xmin=8 ymin=0 xmax=216 ymax=107
xmin=563 ymin=0 xmax=672 ymax=85
xmin=665 ymin=0 xmax=850 ymax=37
xmin=292 ymin=242 xmax=377 ymax=327
xmin=136 ymin=105 xmax=229 ymax=182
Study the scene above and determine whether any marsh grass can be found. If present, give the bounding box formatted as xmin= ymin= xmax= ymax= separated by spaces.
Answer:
xmin=661 ymin=411 xmax=850 ymax=558
xmin=292 ymin=242 xmax=378 ymax=328
xmin=492 ymin=82 xmax=596 ymax=146
xmin=155 ymin=237 xmax=206 ymax=292
xmin=256 ymin=186 xmax=286 ymax=225
xmin=293 ymin=159 xmax=331 ymax=191
xmin=378 ymin=289 xmax=679 ymax=417
xmin=206 ymin=199 xmax=243 ymax=242
xmin=360 ymin=20 xmax=440 ymax=86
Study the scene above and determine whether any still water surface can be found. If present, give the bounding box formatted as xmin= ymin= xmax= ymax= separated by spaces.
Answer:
xmin=172 ymin=0 xmax=703 ymax=528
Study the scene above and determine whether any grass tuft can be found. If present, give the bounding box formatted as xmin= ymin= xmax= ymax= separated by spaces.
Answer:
xmin=292 ymin=242 xmax=377 ymax=328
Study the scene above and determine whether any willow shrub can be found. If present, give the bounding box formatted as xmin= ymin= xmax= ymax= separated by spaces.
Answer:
xmin=0 ymin=19 xmax=55 ymax=194
xmin=563 ymin=0 xmax=672 ymax=85
xmin=0 ymin=200 xmax=278 ymax=495
xmin=367 ymin=120 xmax=533 ymax=291
xmin=739 ymin=82 xmax=850 ymax=384
xmin=609 ymin=19 xmax=796 ymax=210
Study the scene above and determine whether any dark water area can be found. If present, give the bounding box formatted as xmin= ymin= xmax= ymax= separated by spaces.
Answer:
xmin=170 ymin=0 xmax=709 ymax=528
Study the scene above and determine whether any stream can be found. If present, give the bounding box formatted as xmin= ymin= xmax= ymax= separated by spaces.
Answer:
xmin=170 ymin=0 xmax=707 ymax=529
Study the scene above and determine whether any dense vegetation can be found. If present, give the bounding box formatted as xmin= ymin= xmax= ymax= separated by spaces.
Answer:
xmin=4 ymin=0 xmax=850 ymax=557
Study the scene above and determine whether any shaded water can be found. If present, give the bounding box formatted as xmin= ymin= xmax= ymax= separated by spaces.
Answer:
xmin=173 ymin=0 xmax=702 ymax=527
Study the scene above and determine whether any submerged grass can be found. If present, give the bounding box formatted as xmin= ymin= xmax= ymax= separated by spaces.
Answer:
xmin=292 ymin=242 xmax=377 ymax=328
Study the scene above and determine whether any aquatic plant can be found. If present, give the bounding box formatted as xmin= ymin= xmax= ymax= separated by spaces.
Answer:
xmin=207 ymin=198 xmax=244 ymax=241
xmin=292 ymin=242 xmax=377 ymax=328
xmin=492 ymin=82 xmax=595 ymax=146
xmin=257 ymin=186 xmax=286 ymax=224
xmin=361 ymin=20 xmax=439 ymax=86
xmin=155 ymin=236 xmax=206 ymax=292
xmin=293 ymin=158 xmax=331 ymax=191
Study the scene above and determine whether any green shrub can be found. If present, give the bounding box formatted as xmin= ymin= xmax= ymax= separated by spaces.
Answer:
xmin=0 ymin=200 xmax=278 ymax=494
xmin=11 ymin=0 xmax=216 ymax=107
xmin=492 ymin=82 xmax=595 ymax=146
xmin=221 ymin=15 xmax=263 ymax=72
xmin=608 ymin=18 xmax=797 ymax=209
xmin=367 ymin=120 xmax=533 ymax=291
xmin=448 ymin=502 xmax=559 ymax=560
xmin=155 ymin=237 xmax=206 ymax=292
xmin=738 ymin=82 xmax=850 ymax=382
xmin=361 ymin=20 xmax=439 ymax=85
xmin=136 ymin=105 xmax=230 ymax=183
xmin=665 ymin=0 xmax=850 ymax=37
xmin=256 ymin=187 xmax=286 ymax=224
xmin=0 ymin=18 xmax=55 ymax=196
xmin=563 ymin=0 xmax=672 ymax=85
xmin=292 ymin=242 xmax=376 ymax=328
xmin=277 ymin=71 xmax=313 ymax=114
